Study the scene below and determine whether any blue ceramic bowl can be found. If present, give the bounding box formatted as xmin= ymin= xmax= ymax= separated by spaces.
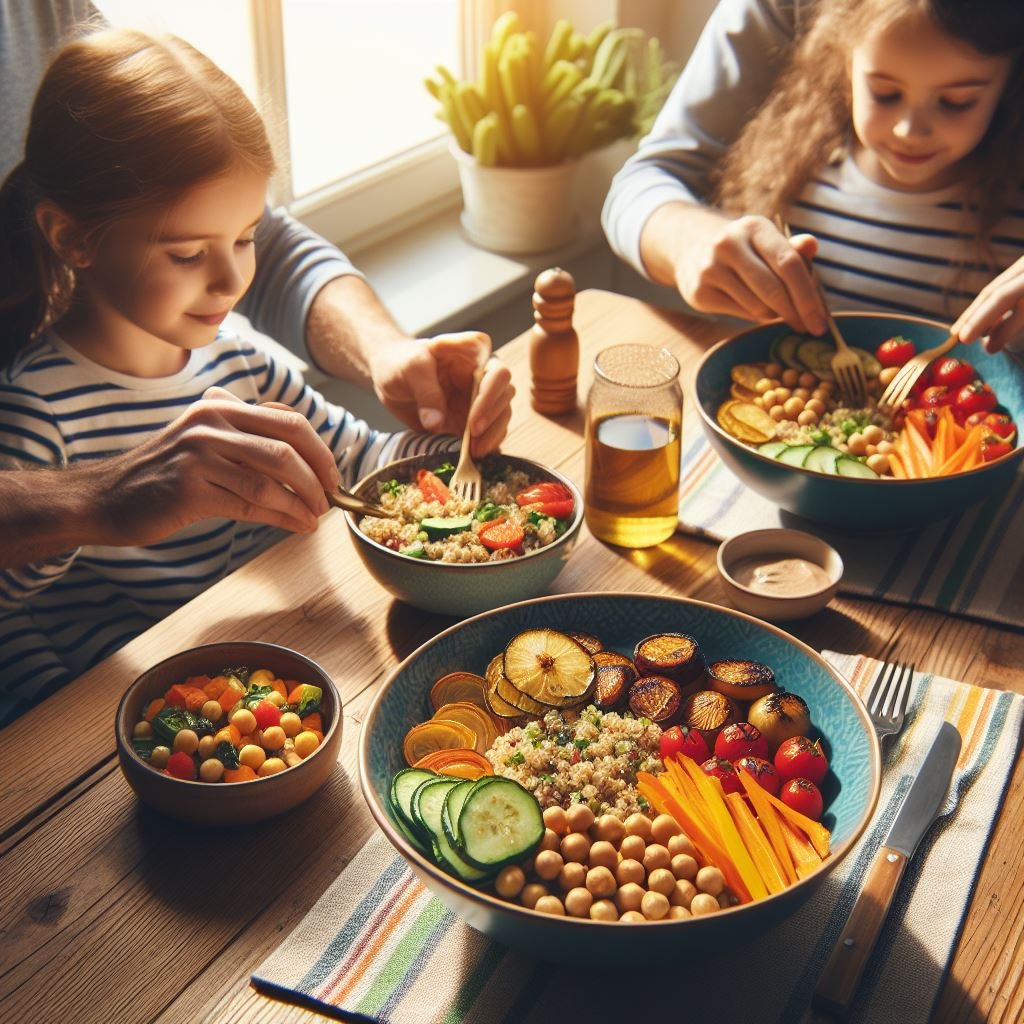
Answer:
xmin=694 ymin=313 xmax=1024 ymax=529
xmin=344 ymin=452 xmax=583 ymax=618
xmin=358 ymin=592 xmax=880 ymax=964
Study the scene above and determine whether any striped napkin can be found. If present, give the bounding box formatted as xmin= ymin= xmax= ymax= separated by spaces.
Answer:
xmin=676 ymin=407 xmax=1024 ymax=628
xmin=251 ymin=654 xmax=1023 ymax=1024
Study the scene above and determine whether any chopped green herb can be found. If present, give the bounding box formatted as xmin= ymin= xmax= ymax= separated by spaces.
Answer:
xmin=505 ymin=751 xmax=526 ymax=767
xmin=380 ymin=479 xmax=403 ymax=497
xmin=432 ymin=461 xmax=456 ymax=484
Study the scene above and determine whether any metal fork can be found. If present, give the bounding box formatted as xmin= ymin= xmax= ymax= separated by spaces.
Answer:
xmin=878 ymin=332 xmax=958 ymax=411
xmin=447 ymin=363 xmax=485 ymax=503
xmin=864 ymin=660 xmax=915 ymax=744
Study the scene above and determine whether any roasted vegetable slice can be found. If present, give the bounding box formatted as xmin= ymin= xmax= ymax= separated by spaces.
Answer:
xmin=707 ymin=659 xmax=776 ymax=703
xmin=403 ymin=719 xmax=477 ymax=767
xmin=678 ymin=689 xmax=738 ymax=743
xmin=431 ymin=701 xmax=501 ymax=753
xmin=502 ymin=628 xmax=595 ymax=708
xmin=483 ymin=655 xmax=526 ymax=720
xmin=594 ymin=662 xmax=637 ymax=710
xmin=633 ymin=632 xmax=706 ymax=688
xmin=627 ymin=675 xmax=683 ymax=724
xmin=430 ymin=671 xmax=489 ymax=711
xmin=566 ymin=630 xmax=604 ymax=654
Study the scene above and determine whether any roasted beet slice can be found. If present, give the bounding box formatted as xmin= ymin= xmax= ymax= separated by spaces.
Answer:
xmin=627 ymin=675 xmax=682 ymax=725
xmin=633 ymin=633 xmax=705 ymax=687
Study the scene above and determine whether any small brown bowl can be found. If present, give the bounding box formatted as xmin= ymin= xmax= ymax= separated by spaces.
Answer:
xmin=115 ymin=641 xmax=341 ymax=826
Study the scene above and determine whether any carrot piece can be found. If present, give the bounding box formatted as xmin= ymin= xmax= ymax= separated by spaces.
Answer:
xmin=931 ymin=409 xmax=953 ymax=473
xmin=144 ymin=697 xmax=166 ymax=722
xmin=301 ymin=711 xmax=323 ymax=733
xmin=902 ymin=415 xmax=934 ymax=478
xmin=214 ymin=723 xmax=242 ymax=747
xmin=774 ymin=809 xmax=824 ymax=879
xmin=936 ymin=423 xmax=986 ymax=476
xmin=285 ymin=682 xmax=306 ymax=704
xmin=164 ymin=683 xmax=192 ymax=708
xmin=203 ymin=675 xmax=230 ymax=699
xmin=184 ymin=688 xmax=209 ymax=713
xmin=218 ymin=685 xmax=243 ymax=714
xmin=223 ymin=765 xmax=258 ymax=783
xmin=269 ymin=678 xmax=288 ymax=700
xmin=752 ymin=781 xmax=832 ymax=858
xmin=737 ymin=767 xmax=797 ymax=885
xmin=664 ymin=757 xmax=718 ymax=839
xmin=887 ymin=450 xmax=907 ymax=479
xmin=725 ymin=792 xmax=789 ymax=895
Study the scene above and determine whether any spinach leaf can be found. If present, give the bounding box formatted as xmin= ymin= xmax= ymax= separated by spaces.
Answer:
xmin=215 ymin=741 xmax=240 ymax=769
xmin=151 ymin=706 xmax=198 ymax=745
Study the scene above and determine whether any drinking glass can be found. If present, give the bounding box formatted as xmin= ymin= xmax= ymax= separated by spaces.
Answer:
xmin=584 ymin=344 xmax=682 ymax=548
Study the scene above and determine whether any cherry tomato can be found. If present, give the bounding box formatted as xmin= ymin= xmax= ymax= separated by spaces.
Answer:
xmin=930 ymin=357 xmax=974 ymax=392
xmin=478 ymin=517 xmax=525 ymax=551
xmin=774 ymin=735 xmax=828 ymax=785
xmin=416 ymin=468 xmax=451 ymax=503
xmin=982 ymin=412 xmax=1016 ymax=443
xmin=166 ymin=751 xmax=196 ymax=780
xmin=701 ymin=756 xmax=743 ymax=795
xmin=954 ymin=381 xmax=997 ymax=422
xmin=920 ymin=384 xmax=953 ymax=409
xmin=875 ymin=336 xmax=916 ymax=368
xmin=733 ymin=755 xmax=780 ymax=796
xmin=659 ymin=724 xmax=710 ymax=763
xmin=981 ymin=434 xmax=1014 ymax=462
xmin=252 ymin=699 xmax=281 ymax=731
xmin=780 ymin=778 xmax=824 ymax=820
xmin=514 ymin=481 xmax=575 ymax=519
xmin=714 ymin=722 xmax=769 ymax=762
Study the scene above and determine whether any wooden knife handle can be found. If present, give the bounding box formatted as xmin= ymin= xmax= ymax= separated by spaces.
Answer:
xmin=812 ymin=846 xmax=907 ymax=1018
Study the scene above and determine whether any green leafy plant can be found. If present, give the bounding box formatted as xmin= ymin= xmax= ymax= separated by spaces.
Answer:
xmin=425 ymin=13 xmax=678 ymax=168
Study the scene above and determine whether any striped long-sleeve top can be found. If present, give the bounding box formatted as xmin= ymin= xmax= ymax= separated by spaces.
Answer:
xmin=0 ymin=331 xmax=456 ymax=723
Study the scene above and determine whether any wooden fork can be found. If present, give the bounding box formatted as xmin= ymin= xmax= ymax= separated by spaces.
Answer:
xmin=447 ymin=364 xmax=485 ymax=503
xmin=878 ymin=332 xmax=958 ymax=411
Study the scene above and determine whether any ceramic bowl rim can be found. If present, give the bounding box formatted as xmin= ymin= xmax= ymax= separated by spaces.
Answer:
xmin=115 ymin=640 xmax=341 ymax=791
xmin=358 ymin=590 xmax=881 ymax=933
xmin=342 ymin=452 xmax=584 ymax=571
xmin=716 ymin=528 xmax=844 ymax=606
xmin=693 ymin=311 xmax=1024 ymax=484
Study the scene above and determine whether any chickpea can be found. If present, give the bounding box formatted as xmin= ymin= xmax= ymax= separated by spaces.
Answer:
xmin=150 ymin=745 xmax=170 ymax=769
xmin=543 ymin=805 xmax=568 ymax=835
xmin=670 ymin=879 xmax=697 ymax=908
xmin=534 ymin=895 xmax=565 ymax=916
xmin=879 ymin=365 xmax=900 ymax=386
xmin=806 ymin=397 xmax=826 ymax=415
xmin=647 ymin=867 xmax=676 ymax=897
xmin=564 ymin=887 xmax=594 ymax=918
xmin=588 ymin=840 xmax=618 ymax=871
xmin=238 ymin=744 xmax=266 ymax=771
xmin=279 ymin=711 xmax=302 ymax=738
xmin=619 ymin=834 xmax=646 ymax=862
xmin=616 ymin=858 xmax=645 ymax=887
xmin=696 ymin=865 xmax=725 ymax=896
xmin=586 ymin=865 xmax=617 ymax=899
xmin=641 ymin=890 xmax=670 ymax=921
xmin=132 ymin=720 xmax=152 ymax=739
xmin=863 ymin=424 xmax=884 ymax=445
xmin=615 ymin=883 xmax=645 ymax=914
xmin=797 ymin=409 xmax=819 ymax=427
xmin=533 ymin=849 xmax=564 ymax=881
xmin=763 ymin=363 xmax=783 ymax=379
xmin=200 ymin=700 xmax=223 ymax=723
xmin=520 ymin=883 xmax=547 ymax=909
xmin=867 ymin=453 xmax=892 ymax=475
xmin=173 ymin=729 xmax=199 ymax=755
xmin=293 ymin=730 xmax=320 ymax=759
xmin=781 ymin=368 xmax=800 ymax=387
xmin=877 ymin=438 xmax=894 ymax=454
xmin=865 ymin=443 xmax=878 ymax=457
xmin=690 ymin=892 xmax=720 ymax=916
xmin=761 ymin=388 xmax=778 ymax=408
xmin=565 ymin=804 xmax=595 ymax=834
xmin=667 ymin=833 xmax=697 ymax=859
xmin=231 ymin=708 xmax=257 ymax=735
xmin=197 ymin=735 xmax=218 ymax=760
xmin=642 ymin=843 xmax=670 ymax=873
xmin=495 ymin=865 xmax=526 ymax=899
xmin=592 ymin=814 xmax=625 ymax=847
xmin=558 ymin=862 xmax=587 ymax=892
xmin=670 ymin=853 xmax=699 ymax=881
xmin=753 ymin=396 xmax=765 ymax=408
xmin=783 ymin=396 xmax=805 ymax=419
xmin=258 ymin=757 xmax=286 ymax=777
xmin=650 ymin=813 xmax=681 ymax=846
xmin=540 ymin=828 xmax=561 ymax=852
xmin=561 ymin=832 xmax=591 ymax=863
xmin=811 ymin=387 xmax=830 ymax=403
xmin=848 ymin=432 xmax=870 ymax=456
xmin=262 ymin=725 xmax=286 ymax=751
xmin=668 ymin=905 xmax=692 ymax=920
xmin=620 ymin=910 xmax=646 ymax=923
xmin=623 ymin=812 xmax=652 ymax=841
xmin=590 ymin=899 xmax=619 ymax=922
xmin=754 ymin=377 xmax=774 ymax=395
xmin=793 ymin=387 xmax=812 ymax=401
xmin=818 ymin=379 xmax=836 ymax=394
xmin=769 ymin=404 xmax=786 ymax=422
xmin=199 ymin=758 xmax=224 ymax=783
xmin=773 ymin=386 xmax=792 ymax=403
xmin=798 ymin=371 xmax=817 ymax=389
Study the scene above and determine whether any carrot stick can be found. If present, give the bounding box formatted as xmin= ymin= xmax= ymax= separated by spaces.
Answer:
xmin=902 ymin=414 xmax=934 ymax=478
xmin=726 ymin=792 xmax=789 ymax=895
xmin=936 ymin=424 xmax=986 ymax=476
xmin=737 ymin=767 xmax=798 ymax=885
xmin=888 ymin=450 xmax=907 ymax=479
xmin=775 ymin=810 xmax=824 ymax=880
xmin=752 ymin=781 xmax=832 ymax=858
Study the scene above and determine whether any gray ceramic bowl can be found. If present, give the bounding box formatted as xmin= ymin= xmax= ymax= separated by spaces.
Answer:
xmin=344 ymin=452 xmax=583 ymax=618
xmin=359 ymin=592 xmax=880 ymax=964
xmin=694 ymin=312 xmax=1024 ymax=529
xmin=116 ymin=641 xmax=341 ymax=825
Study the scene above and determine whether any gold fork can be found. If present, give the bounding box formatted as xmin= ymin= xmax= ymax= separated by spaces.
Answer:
xmin=447 ymin=363 xmax=486 ymax=503
xmin=877 ymin=332 xmax=958 ymax=412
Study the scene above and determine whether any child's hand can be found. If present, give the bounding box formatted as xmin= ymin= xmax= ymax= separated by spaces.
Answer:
xmin=371 ymin=331 xmax=515 ymax=456
xmin=954 ymin=256 xmax=1024 ymax=354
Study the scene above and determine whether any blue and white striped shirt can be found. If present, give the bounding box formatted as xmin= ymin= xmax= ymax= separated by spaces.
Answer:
xmin=0 ymin=331 xmax=454 ymax=722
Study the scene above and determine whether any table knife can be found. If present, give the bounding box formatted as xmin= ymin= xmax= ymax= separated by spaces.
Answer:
xmin=812 ymin=720 xmax=962 ymax=1019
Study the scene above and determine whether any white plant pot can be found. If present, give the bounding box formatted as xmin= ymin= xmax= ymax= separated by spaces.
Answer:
xmin=450 ymin=142 xmax=581 ymax=256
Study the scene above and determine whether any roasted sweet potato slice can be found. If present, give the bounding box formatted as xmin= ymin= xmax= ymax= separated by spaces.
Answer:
xmin=707 ymin=659 xmax=776 ymax=703
xmin=594 ymin=662 xmax=637 ymax=710
xmin=633 ymin=632 xmax=706 ymax=687
xmin=627 ymin=675 xmax=683 ymax=724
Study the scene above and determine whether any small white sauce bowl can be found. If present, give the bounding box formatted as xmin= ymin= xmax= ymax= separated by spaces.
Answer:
xmin=716 ymin=528 xmax=843 ymax=621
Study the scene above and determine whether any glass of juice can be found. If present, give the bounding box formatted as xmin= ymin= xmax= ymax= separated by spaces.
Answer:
xmin=584 ymin=344 xmax=682 ymax=548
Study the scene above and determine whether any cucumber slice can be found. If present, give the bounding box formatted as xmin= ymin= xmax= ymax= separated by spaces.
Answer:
xmin=771 ymin=333 xmax=805 ymax=370
xmin=775 ymin=444 xmax=816 ymax=467
xmin=757 ymin=441 xmax=789 ymax=458
xmin=414 ymin=778 xmax=491 ymax=883
xmin=411 ymin=776 xmax=461 ymax=837
xmin=853 ymin=347 xmax=883 ymax=378
xmin=391 ymin=768 xmax=436 ymax=838
xmin=442 ymin=778 xmax=477 ymax=847
xmin=456 ymin=776 xmax=545 ymax=870
xmin=796 ymin=339 xmax=836 ymax=381
xmin=836 ymin=456 xmax=879 ymax=479
xmin=420 ymin=515 xmax=474 ymax=540
xmin=804 ymin=446 xmax=843 ymax=475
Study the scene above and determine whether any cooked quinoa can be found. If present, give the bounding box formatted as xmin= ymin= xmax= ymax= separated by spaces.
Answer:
xmin=359 ymin=468 xmax=564 ymax=563
xmin=486 ymin=705 xmax=663 ymax=819
xmin=773 ymin=403 xmax=898 ymax=450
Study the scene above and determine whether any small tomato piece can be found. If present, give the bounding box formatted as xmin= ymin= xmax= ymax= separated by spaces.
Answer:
xmin=920 ymin=384 xmax=953 ymax=409
xmin=714 ymin=722 xmax=769 ymax=762
xmin=416 ymin=468 xmax=451 ymax=503
xmin=166 ymin=751 xmax=196 ymax=780
xmin=700 ymin=756 xmax=743 ymax=795
xmin=774 ymin=735 xmax=828 ymax=785
xmin=733 ymin=755 xmax=780 ymax=796
xmin=252 ymin=699 xmax=282 ymax=731
xmin=478 ymin=517 xmax=525 ymax=551
xmin=983 ymin=412 xmax=1016 ymax=443
xmin=780 ymin=778 xmax=824 ymax=820
xmin=660 ymin=724 xmax=710 ymax=763
xmin=515 ymin=481 xmax=575 ymax=519
xmin=981 ymin=434 xmax=1014 ymax=462
xmin=875 ymin=336 xmax=916 ymax=368
xmin=954 ymin=380 xmax=997 ymax=422
xmin=930 ymin=357 xmax=974 ymax=391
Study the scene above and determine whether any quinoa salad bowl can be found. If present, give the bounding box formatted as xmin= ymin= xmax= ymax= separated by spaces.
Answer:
xmin=343 ymin=452 xmax=583 ymax=618
xmin=358 ymin=592 xmax=879 ymax=964
xmin=694 ymin=312 xmax=1024 ymax=531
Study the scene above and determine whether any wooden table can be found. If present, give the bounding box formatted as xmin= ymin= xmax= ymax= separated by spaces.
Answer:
xmin=2 ymin=290 xmax=1021 ymax=1024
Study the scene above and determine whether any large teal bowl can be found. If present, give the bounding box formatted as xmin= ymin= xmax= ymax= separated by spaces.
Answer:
xmin=358 ymin=592 xmax=880 ymax=964
xmin=694 ymin=313 xmax=1024 ymax=529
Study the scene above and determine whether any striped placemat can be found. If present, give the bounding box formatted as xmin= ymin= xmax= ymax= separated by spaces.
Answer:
xmin=251 ymin=654 xmax=1023 ymax=1024
xmin=676 ymin=407 xmax=1024 ymax=627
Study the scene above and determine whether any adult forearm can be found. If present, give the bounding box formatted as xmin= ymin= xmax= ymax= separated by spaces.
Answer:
xmin=639 ymin=201 xmax=729 ymax=289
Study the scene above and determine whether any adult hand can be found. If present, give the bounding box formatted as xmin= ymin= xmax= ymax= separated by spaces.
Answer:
xmin=953 ymin=256 xmax=1024 ymax=354
xmin=371 ymin=331 xmax=515 ymax=456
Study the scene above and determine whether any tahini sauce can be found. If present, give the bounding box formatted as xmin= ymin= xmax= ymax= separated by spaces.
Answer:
xmin=730 ymin=557 xmax=832 ymax=597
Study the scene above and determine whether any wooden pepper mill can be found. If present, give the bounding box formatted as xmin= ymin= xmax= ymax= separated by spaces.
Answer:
xmin=529 ymin=267 xmax=579 ymax=415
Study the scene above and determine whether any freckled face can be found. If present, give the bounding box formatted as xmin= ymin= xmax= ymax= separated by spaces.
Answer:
xmin=849 ymin=12 xmax=1011 ymax=192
